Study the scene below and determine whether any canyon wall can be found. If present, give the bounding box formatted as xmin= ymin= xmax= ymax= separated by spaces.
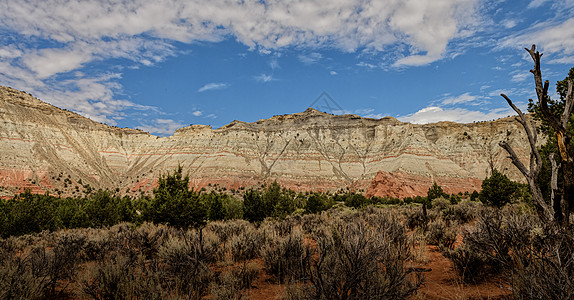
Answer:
xmin=0 ymin=86 xmax=532 ymax=198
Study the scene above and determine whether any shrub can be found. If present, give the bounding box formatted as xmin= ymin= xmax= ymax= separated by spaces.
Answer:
xmin=210 ymin=271 xmax=248 ymax=300
xmin=261 ymin=229 xmax=310 ymax=283
xmin=430 ymin=197 xmax=450 ymax=211
xmin=479 ymin=169 xmax=518 ymax=208
xmin=403 ymin=205 xmax=438 ymax=230
xmin=147 ymin=167 xmax=207 ymax=228
xmin=299 ymin=216 xmax=421 ymax=299
xmin=207 ymin=219 xmax=250 ymax=246
xmin=233 ymin=261 xmax=260 ymax=289
xmin=427 ymin=182 xmax=447 ymax=202
xmin=1 ymin=191 xmax=60 ymax=237
xmin=204 ymin=191 xmax=227 ymax=221
xmin=342 ymin=193 xmax=370 ymax=208
xmin=158 ymin=230 xmax=214 ymax=298
xmin=425 ymin=219 xmax=457 ymax=249
xmin=79 ymin=254 xmax=164 ymax=299
xmin=125 ymin=222 xmax=168 ymax=259
xmin=441 ymin=244 xmax=493 ymax=283
xmin=305 ymin=193 xmax=332 ymax=214
xmin=509 ymin=226 xmax=574 ymax=299
xmin=230 ymin=226 xmax=266 ymax=262
xmin=0 ymin=255 xmax=48 ymax=300
xmin=243 ymin=189 xmax=265 ymax=223
xmin=441 ymin=201 xmax=480 ymax=224
xmin=40 ymin=232 xmax=87 ymax=295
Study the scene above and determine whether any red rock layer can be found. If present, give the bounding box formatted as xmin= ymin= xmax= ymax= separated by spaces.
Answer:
xmin=365 ymin=170 xmax=482 ymax=199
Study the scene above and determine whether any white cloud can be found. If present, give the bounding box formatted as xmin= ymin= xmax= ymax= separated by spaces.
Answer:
xmin=399 ymin=106 xmax=514 ymax=124
xmin=0 ymin=46 xmax=23 ymax=59
xmin=22 ymin=47 xmax=93 ymax=79
xmin=331 ymin=108 xmax=387 ymax=119
xmin=192 ymin=110 xmax=203 ymax=116
xmin=364 ymin=113 xmax=387 ymax=119
xmin=198 ymin=82 xmax=229 ymax=92
xmin=394 ymin=54 xmax=440 ymax=67
xmin=1 ymin=0 xmax=483 ymax=70
xmin=511 ymin=71 xmax=530 ymax=83
xmin=269 ymin=59 xmax=280 ymax=70
xmin=357 ymin=62 xmax=378 ymax=69
xmin=502 ymin=19 xmax=518 ymax=29
xmin=527 ymin=0 xmax=550 ymax=9
xmin=487 ymin=87 xmax=533 ymax=99
xmin=138 ymin=118 xmax=186 ymax=136
xmin=0 ymin=0 xmax=486 ymax=124
xmin=440 ymin=92 xmax=484 ymax=105
xmin=501 ymin=18 xmax=574 ymax=65
xmin=254 ymin=73 xmax=275 ymax=83
xmin=34 ymin=73 xmax=159 ymax=125
xmin=298 ymin=52 xmax=322 ymax=64
xmin=389 ymin=0 xmax=480 ymax=67
xmin=330 ymin=70 xmax=338 ymax=75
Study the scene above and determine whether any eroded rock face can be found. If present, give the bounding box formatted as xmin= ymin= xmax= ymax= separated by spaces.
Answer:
xmin=0 ymin=86 xmax=532 ymax=198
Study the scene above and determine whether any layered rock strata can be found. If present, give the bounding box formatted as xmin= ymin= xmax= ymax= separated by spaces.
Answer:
xmin=0 ymin=86 xmax=532 ymax=198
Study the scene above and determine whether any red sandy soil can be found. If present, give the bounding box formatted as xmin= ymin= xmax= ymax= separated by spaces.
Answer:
xmin=413 ymin=246 xmax=511 ymax=300
xmin=225 ymin=244 xmax=512 ymax=300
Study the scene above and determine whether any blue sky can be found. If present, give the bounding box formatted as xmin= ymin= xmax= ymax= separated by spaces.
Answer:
xmin=1 ymin=0 xmax=573 ymax=135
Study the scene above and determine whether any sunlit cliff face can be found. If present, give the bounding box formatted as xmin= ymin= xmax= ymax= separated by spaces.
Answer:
xmin=0 ymin=86 xmax=534 ymax=198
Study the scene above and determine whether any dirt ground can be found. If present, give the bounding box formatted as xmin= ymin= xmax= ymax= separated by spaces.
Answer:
xmin=412 ymin=246 xmax=511 ymax=299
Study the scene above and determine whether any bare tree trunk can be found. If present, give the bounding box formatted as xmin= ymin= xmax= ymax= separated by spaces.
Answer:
xmin=500 ymin=45 xmax=573 ymax=226
xmin=550 ymin=153 xmax=562 ymax=224
xmin=525 ymin=45 xmax=574 ymax=226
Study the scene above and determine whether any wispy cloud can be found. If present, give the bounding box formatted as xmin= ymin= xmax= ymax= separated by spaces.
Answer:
xmin=198 ymin=82 xmax=229 ymax=92
xmin=254 ymin=73 xmax=275 ymax=83
xmin=192 ymin=110 xmax=203 ymax=116
xmin=330 ymin=108 xmax=388 ymax=119
xmin=440 ymin=92 xmax=487 ymax=106
xmin=269 ymin=59 xmax=280 ymax=70
xmin=527 ymin=0 xmax=551 ymax=9
xmin=356 ymin=62 xmax=378 ymax=69
xmin=298 ymin=52 xmax=323 ymax=64
xmin=502 ymin=19 xmax=519 ymax=29
xmin=500 ymin=18 xmax=574 ymax=65
xmin=510 ymin=71 xmax=530 ymax=83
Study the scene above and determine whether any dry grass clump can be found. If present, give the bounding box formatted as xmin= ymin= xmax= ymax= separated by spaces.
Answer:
xmin=409 ymin=231 xmax=430 ymax=264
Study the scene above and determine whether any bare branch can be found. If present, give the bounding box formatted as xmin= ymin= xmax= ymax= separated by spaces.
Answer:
xmin=500 ymin=71 xmax=553 ymax=223
xmin=499 ymin=141 xmax=529 ymax=178
xmin=501 ymin=93 xmax=542 ymax=166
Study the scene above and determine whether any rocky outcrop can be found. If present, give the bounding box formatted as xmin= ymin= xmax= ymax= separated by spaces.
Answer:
xmin=0 ymin=86 xmax=533 ymax=198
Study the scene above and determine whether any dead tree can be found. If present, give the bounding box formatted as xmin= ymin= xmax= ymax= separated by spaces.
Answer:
xmin=499 ymin=45 xmax=574 ymax=225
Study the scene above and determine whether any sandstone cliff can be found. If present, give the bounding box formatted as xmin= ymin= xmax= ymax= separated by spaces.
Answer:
xmin=0 ymin=86 xmax=533 ymax=198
